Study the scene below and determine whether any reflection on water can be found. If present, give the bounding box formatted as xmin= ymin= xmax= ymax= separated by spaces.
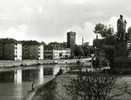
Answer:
xmin=0 ymin=64 xmax=66 ymax=100
xmin=39 ymin=66 xmax=44 ymax=84
xmin=14 ymin=69 xmax=22 ymax=84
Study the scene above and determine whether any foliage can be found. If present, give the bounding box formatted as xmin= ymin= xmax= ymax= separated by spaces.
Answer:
xmin=113 ymin=57 xmax=131 ymax=73
xmin=108 ymin=81 xmax=131 ymax=100
xmin=94 ymin=23 xmax=114 ymax=38
xmin=65 ymin=72 xmax=116 ymax=100
xmin=82 ymin=46 xmax=90 ymax=56
xmin=73 ymin=45 xmax=85 ymax=57
xmin=114 ymin=41 xmax=127 ymax=57
xmin=0 ymin=38 xmax=17 ymax=44
xmin=128 ymin=27 xmax=131 ymax=34
xmin=94 ymin=23 xmax=105 ymax=34
xmin=82 ymin=43 xmax=94 ymax=56
xmin=45 ymin=42 xmax=67 ymax=50
xmin=35 ymin=79 xmax=57 ymax=100
xmin=21 ymin=40 xmax=40 ymax=45
xmin=41 ymin=41 xmax=46 ymax=45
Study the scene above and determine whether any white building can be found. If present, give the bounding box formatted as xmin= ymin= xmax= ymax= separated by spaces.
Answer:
xmin=14 ymin=43 xmax=22 ymax=60
xmin=52 ymin=49 xmax=71 ymax=59
xmin=38 ymin=44 xmax=44 ymax=60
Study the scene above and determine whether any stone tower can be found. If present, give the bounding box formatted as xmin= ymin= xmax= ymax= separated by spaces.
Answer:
xmin=67 ymin=31 xmax=76 ymax=57
xmin=67 ymin=31 xmax=76 ymax=48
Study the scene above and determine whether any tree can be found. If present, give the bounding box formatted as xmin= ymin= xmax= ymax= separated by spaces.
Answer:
xmin=73 ymin=45 xmax=85 ymax=57
xmin=94 ymin=23 xmax=116 ymax=70
xmin=94 ymin=23 xmax=114 ymax=38
xmin=45 ymin=42 xmax=67 ymax=50
xmin=106 ymin=27 xmax=114 ymax=37
xmin=94 ymin=23 xmax=105 ymax=34
xmin=128 ymin=27 xmax=131 ymax=34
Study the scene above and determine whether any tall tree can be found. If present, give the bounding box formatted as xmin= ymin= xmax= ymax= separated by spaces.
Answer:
xmin=128 ymin=27 xmax=131 ymax=34
xmin=94 ymin=23 xmax=105 ymax=38
xmin=94 ymin=23 xmax=114 ymax=38
xmin=73 ymin=45 xmax=85 ymax=57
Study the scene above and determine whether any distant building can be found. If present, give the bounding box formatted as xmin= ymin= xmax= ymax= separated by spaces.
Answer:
xmin=67 ymin=31 xmax=76 ymax=57
xmin=44 ymin=42 xmax=69 ymax=59
xmin=45 ymin=42 xmax=67 ymax=50
xmin=44 ymin=50 xmax=53 ymax=59
xmin=14 ymin=43 xmax=22 ymax=60
xmin=22 ymin=41 xmax=44 ymax=60
xmin=52 ymin=49 xmax=71 ymax=59
xmin=67 ymin=31 xmax=76 ymax=48
xmin=0 ymin=38 xmax=22 ymax=60
xmin=39 ymin=44 xmax=44 ymax=60
xmin=44 ymin=48 xmax=71 ymax=59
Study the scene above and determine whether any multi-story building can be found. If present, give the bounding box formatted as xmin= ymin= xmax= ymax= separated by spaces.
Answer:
xmin=52 ymin=49 xmax=71 ymax=59
xmin=44 ymin=50 xmax=53 ymax=59
xmin=14 ymin=42 xmax=22 ymax=60
xmin=39 ymin=44 xmax=44 ymax=60
xmin=0 ymin=38 xmax=22 ymax=60
xmin=22 ymin=41 xmax=44 ymax=60
xmin=44 ymin=49 xmax=71 ymax=59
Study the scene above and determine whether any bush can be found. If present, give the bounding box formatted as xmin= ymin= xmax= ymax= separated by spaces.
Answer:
xmin=65 ymin=72 xmax=116 ymax=100
xmin=113 ymin=57 xmax=131 ymax=74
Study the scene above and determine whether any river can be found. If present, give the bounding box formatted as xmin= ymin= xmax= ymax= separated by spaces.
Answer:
xmin=0 ymin=64 xmax=69 ymax=100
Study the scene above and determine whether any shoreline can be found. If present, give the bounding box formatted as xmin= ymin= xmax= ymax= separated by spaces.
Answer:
xmin=24 ymin=77 xmax=56 ymax=100
xmin=0 ymin=58 xmax=91 ymax=68
xmin=29 ymin=73 xmax=131 ymax=100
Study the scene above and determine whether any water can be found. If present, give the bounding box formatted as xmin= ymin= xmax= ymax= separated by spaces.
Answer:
xmin=0 ymin=64 xmax=67 ymax=100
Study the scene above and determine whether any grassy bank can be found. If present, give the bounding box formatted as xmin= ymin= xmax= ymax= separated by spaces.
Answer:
xmin=31 ymin=72 xmax=131 ymax=100
xmin=0 ymin=58 xmax=90 ymax=68
xmin=31 ymin=72 xmax=117 ymax=100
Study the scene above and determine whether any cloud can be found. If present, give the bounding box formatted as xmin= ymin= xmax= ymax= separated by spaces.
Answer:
xmin=0 ymin=0 xmax=131 ymax=45
xmin=61 ymin=0 xmax=88 ymax=5
xmin=105 ymin=16 xmax=131 ymax=33
xmin=67 ymin=22 xmax=96 ymax=45
xmin=67 ymin=15 xmax=131 ymax=45
xmin=0 ymin=24 xmax=29 ymax=40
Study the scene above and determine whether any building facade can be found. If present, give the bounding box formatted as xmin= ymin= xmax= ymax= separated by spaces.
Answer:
xmin=67 ymin=31 xmax=76 ymax=48
xmin=67 ymin=31 xmax=76 ymax=57
xmin=22 ymin=41 xmax=44 ymax=60
xmin=39 ymin=44 xmax=44 ymax=60
xmin=53 ymin=49 xmax=71 ymax=59
xmin=0 ymin=38 xmax=22 ymax=60
xmin=14 ymin=43 xmax=22 ymax=60
xmin=44 ymin=50 xmax=53 ymax=59
xmin=44 ymin=49 xmax=71 ymax=59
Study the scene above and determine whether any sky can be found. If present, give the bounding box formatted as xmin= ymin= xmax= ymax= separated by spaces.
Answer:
xmin=0 ymin=0 xmax=131 ymax=45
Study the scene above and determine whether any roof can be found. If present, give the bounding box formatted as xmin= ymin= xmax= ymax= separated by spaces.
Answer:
xmin=21 ymin=40 xmax=40 ymax=45
xmin=0 ymin=38 xmax=17 ymax=44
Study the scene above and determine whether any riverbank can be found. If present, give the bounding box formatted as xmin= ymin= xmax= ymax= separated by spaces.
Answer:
xmin=27 ymin=73 xmax=75 ymax=100
xmin=24 ymin=76 xmax=55 ymax=100
xmin=0 ymin=58 xmax=91 ymax=68
xmin=30 ymin=73 xmax=131 ymax=100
